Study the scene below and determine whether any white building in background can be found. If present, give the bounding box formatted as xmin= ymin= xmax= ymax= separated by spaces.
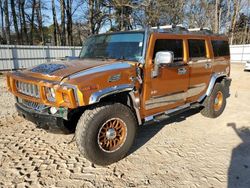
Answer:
xmin=230 ymin=44 xmax=250 ymax=64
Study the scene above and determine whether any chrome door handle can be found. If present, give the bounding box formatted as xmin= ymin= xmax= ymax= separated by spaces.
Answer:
xmin=178 ymin=67 xmax=187 ymax=75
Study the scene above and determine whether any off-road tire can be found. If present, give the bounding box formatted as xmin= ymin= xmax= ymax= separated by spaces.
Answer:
xmin=201 ymin=83 xmax=227 ymax=118
xmin=75 ymin=102 xmax=137 ymax=166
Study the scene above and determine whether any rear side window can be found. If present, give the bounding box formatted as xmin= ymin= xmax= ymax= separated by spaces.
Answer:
xmin=188 ymin=39 xmax=206 ymax=58
xmin=211 ymin=40 xmax=230 ymax=57
xmin=153 ymin=39 xmax=183 ymax=62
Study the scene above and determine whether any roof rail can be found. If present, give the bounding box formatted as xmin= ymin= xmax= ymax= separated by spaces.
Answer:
xmin=188 ymin=27 xmax=213 ymax=34
xmin=151 ymin=25 xmax=175 ymax=29
xmin=151 ymin=24 xmax=189 ymax=33
xmin=147 ymin=25 xmax=222 ymax=36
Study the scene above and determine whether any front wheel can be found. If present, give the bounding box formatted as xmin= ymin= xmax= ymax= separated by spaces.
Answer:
xmin=201 ymin=83 xmax=227 ymax=118
xmin=75 ymin=103 xmax=137 ymax=166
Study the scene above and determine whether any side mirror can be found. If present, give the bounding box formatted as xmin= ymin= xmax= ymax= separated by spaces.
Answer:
xmin=153 ymin=51 xmax=174 ymax=77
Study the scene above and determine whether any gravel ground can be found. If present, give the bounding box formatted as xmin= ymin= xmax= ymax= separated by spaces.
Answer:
xmin=0 ymin=64 xmax=250 ymax=188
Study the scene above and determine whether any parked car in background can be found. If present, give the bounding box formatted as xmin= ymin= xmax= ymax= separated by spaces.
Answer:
xmin=244 ymin=61 xmax=250 ymax=71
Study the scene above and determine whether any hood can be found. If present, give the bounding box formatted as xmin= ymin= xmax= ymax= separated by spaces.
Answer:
xmin=23 ymin=59 xmax=120 ymax=82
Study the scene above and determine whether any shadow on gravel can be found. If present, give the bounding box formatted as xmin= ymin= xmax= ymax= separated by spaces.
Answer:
xmin=128 ymin=107 xmax=201 ymax=156
xmin=227 ymin=123 xmax=250 ymax=188
xmin=36 ymin=108 xmax=84 ymax=135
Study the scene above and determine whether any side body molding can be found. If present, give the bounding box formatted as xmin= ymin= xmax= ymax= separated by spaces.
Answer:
xmin=69 ymin=63 xmax=132 ymax=79
xmin=199 ymin=73 xmax=227 ymax=102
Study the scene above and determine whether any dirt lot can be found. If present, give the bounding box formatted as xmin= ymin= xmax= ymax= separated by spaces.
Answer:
xmin=0 ymin=64 xmax=250 ymax=188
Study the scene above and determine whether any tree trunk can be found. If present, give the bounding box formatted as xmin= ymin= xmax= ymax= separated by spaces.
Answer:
xmin=10 ymin=0 xmax=20 ymax=44
xmin=226 ymin=0 xmax=231 ymax=34
xmin=214 ymin=0 xmax=221 ymax=33
xmin=30 ymin=0 xmax=36 ymax=45
xmin=3 ymin=0 xmax=11 ymax=44
xmin=0 ymin=0 xmax=5 ymax=41
xmin=18 ymin=0 xmax=23 ymax=43
xmin=66 ymin=0 xmax=73 ymax=45
xmin=60 ymin=0 xmax=66 ymax=45
xmin=88 ymin=0 xmax=94 ymax=34
xmin=218 ymin=6 xmax=222 ymax=33
xmin=52 ymin=0 xmax=58 ymax=45
xmin=247 ymin=30 xmax=250 ymax=44
xmin=242 ymin=19 xmax=248 ymax=44
xmin=20 ymin=0 xmax=29 ymax=44
xmin=36 ymin=0 xmax=44 ymax=44
xmin=230 ymin=0 xmax=240 ymax=44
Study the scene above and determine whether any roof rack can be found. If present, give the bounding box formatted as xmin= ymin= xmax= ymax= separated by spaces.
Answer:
xmin=151 ymin=25 xmax=175 ymax=29
xmin=151 ymin=24 xmax=189 ymax=33
xmin=188 ymin=27 xmax=213 ymax=34
xmin=149 ymin=25 xmax=217 ymax=35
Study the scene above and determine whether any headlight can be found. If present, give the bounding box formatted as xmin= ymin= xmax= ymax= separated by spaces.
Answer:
xmin=50 ymin=88 xmax=56 ymax=98
xmin=45 ymin=87 xmax=56 ymax=102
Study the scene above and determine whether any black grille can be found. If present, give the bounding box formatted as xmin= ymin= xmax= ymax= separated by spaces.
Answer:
xmin=17 ymin=98 xmax=47 ymax=111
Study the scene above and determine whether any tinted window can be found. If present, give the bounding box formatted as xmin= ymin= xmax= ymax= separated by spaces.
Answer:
xmin=188 ymin=39 xmax=206 ymax=58
xmin=212 ymin=40 xmax=230 ymax=57
xmin=153 ymin=39 xmax=183 ymax=62
xmin=80 ymin=32 xmax=144 ymax=61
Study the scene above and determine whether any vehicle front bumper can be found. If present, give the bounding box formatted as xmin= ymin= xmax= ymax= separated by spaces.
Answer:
xmin=15 ymin=103 xmax=65 ymax=129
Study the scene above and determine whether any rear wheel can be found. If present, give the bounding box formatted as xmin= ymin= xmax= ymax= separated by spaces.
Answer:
xmin=75 ymin=103 xmax=137 ymax=166
xmin=201 ymin=83 xmax=226 ymax=118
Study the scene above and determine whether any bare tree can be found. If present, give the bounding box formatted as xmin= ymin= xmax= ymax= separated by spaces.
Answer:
xmin=109 ymin=0 xmax=134 ymax=31
xmin=215 ymin=0 xmax=222 ymax=33
xmin=30 ymin=0 xmax=36 ymax=44
xmin=60 ymin=0 xmax=66 ymax=45
xmin=87 ymin=0 xmax=109 ymax=34
xmin=52 ymin=0 xmax=58 ymax=45
xmin=20 ymin=0 xmax=29 ymax=44
xmin=225 ymin=0 xmax=232 ymax=33
xmin=3 ymin=0 xmax=11 ymax=44
xmin=36 ymin=0 xmax=44 ymax=44
xmin=88 ymin=0 xmax=94 ymax=34
xmin=11 ymin=0 xmax=20 ymax=44
xmin=185 ymin=0 xmax=212 ymax=28
xmin=0 ymin=0 xmax=5 ymax=41
xmin=133 ymin=0 xmax=185 ymax=28
xmin=0 ymin=0 xmax=248 ymax=45
xmin=230 ymin=0 xmax=241 ymax=44
xmin=66 ymin=0 xmax=73 ymax=45
xmin=242 ymin=18 xmax=248 ymax=44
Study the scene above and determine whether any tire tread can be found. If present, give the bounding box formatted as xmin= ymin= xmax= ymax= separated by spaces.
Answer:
xmin=201 ymin=82 xmax=226 ymax=118
xmin=75 ymin=102 xmax=137 ymax=165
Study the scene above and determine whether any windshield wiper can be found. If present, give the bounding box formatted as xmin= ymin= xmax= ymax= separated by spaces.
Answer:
xmin=113 ymin=56 xmax=126 ymax=61
xmin=94 ymin=56 xmax=110 ymax=61
xmin=95 ymin=56 xmax=127 ymax=61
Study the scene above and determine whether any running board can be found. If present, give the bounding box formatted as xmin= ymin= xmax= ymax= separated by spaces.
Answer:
xmin=144 ymin=103 xmax=200 ymax=123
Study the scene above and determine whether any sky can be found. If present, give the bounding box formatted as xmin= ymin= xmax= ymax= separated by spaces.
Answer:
xmin=42 ymin=0 xmax=250 ymax=28
xmin=1 ymin=0 xmax=249 ymax=33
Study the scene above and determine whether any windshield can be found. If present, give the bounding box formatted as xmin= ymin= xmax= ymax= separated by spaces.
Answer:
xmin=79 ymin=32 xmax=144 ymax=61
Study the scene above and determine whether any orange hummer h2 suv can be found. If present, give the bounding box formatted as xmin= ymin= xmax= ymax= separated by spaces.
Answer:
xmin=6 ymin=26 xmax=231 ymax=165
